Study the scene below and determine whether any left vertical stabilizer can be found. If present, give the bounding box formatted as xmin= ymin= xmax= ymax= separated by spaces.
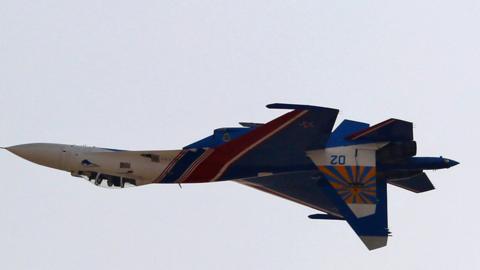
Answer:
xmin=308 ymin=144 xmax=389 ymax=250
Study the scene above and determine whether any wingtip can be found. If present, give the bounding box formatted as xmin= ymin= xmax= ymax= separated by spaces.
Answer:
xmin=360 ymin=236 xmax=388 ymax=251
xmin=266 ymin=103 xmax=339 ymax=112
xmin=266 ymin=103 xmax=280 ymax=109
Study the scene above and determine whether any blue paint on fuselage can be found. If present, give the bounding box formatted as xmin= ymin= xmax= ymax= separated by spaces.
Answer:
xmin=161 ymin=149 xmax=207 ymax=183
xmin=378 ymin=157 xmax=459 ymax=171
xmin=184 ymin=127 xmax=253 ymax=149
xmin=326 ymin=120 xmax=370 ymax=147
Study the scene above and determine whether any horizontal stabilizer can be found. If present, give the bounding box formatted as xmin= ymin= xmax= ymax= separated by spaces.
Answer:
xmin=388 ymin=173 xmax=435 ymax=193
xmin=347 ymin=118 xmax=413 ymax=142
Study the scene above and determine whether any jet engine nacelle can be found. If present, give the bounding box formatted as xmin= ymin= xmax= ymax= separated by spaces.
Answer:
xmin=377 ymin=141 xmax=417 ymax=162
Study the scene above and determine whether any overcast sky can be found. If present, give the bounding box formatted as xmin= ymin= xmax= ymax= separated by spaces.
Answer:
xmin=0 ymin=1 xmax=478 ymax=269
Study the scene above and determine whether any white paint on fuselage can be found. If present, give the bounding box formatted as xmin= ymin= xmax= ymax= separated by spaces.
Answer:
xmin=61 ymin=145 xmax=181 ymax=185
xmin=307 ymin=143 xmax=387 ymax=167
xmin=6 ymin=143 xmax=182 ymax=186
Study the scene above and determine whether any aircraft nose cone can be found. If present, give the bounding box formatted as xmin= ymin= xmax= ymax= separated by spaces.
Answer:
xmin=449 ymin=160 xmax=460 ymax=168
xmin=6 ymin=143 xmax=65 ymax=170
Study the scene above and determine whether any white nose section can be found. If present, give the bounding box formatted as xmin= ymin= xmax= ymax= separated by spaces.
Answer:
xmin=6 ymin=143 xmax=66 ymax=170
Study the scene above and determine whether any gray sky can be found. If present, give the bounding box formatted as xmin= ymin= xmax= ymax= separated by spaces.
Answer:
xmin=0 ymin=1 xmax=478 ymax=269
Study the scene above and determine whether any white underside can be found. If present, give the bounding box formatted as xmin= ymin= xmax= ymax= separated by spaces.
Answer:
xmin=360 ymin=236 xmax=388 ymax=250
xmin=347 ymin=203 xmax=376 ymax=218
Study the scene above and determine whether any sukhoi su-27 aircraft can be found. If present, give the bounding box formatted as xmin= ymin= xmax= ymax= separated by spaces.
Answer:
xmin=3 ymin=103 xmax=459 ymax=250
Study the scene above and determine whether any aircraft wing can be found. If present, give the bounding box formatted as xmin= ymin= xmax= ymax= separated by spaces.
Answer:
xmin=237 ymin=171 xmax=341 ymax=217
xmin=180 ymin=103 xmax=339 ymax=183
xmin=238 ymin=168 xmax=390 ymax=250
xmin=219 ymin=104 xmax=339 ymax=178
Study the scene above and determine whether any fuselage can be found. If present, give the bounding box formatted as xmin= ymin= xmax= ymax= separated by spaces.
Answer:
xmin=5 ymin=142 xmax=458 ymax=189
xmin=1 ymin=103 xmax=461 ymax=251
xmin=6 ymin=143 xmax=175 ymax=187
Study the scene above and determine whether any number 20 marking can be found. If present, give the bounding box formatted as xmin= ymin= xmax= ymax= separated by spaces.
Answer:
xmin=330 ymin=155 xmax=346 ymax=165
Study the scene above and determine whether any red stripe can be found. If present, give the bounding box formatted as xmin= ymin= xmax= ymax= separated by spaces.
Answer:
xmin=182 ymin=110 xmax=305 ymax=183
xmin=153 ymin=150 xmax=187 ymax=183
xmin=177 ymin=149 xmax=214 ymax=183
xmin=348 ymin=119 xmax=396 ymax=140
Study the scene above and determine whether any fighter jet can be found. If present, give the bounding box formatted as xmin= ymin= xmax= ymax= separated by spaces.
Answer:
xmin=3 ymin=103 xmax=458 ymax=250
